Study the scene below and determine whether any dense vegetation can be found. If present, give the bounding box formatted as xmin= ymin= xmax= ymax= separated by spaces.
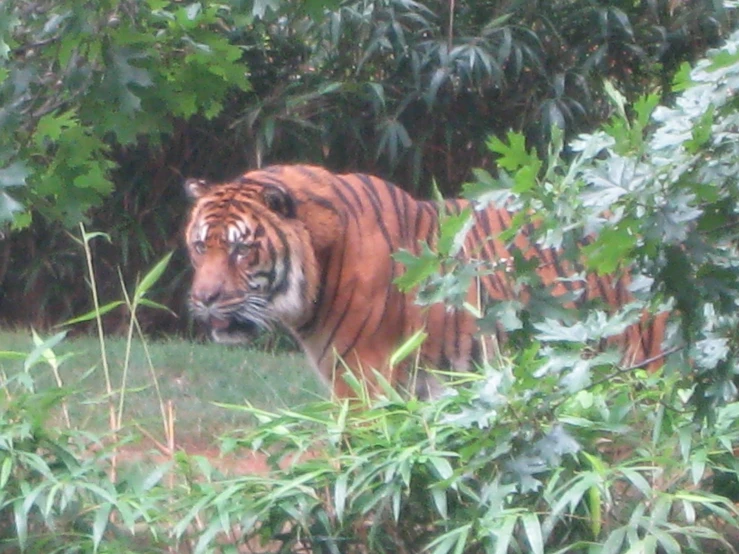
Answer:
xmin=0 ymin=0 xmax=734 ymax=330
xmin=0 ymin=1 xmax=738 ymax=551
xmin=1 ymin=19 xmax=739 ymax=552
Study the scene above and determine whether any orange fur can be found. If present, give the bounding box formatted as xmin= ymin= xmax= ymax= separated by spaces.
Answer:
xmin=183 ymin=165 xmax=666 ymax=397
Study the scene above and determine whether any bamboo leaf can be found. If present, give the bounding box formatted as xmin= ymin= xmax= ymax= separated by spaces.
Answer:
xmin=60 ymin=301 xmax=124 ymax=326
xmin=134 ymin=251 xmax=173 ymax=302
xmin=521 ymin=513 xmax=543 ymax=554
xmin=92 ymin=503 xmax=113 ymax=552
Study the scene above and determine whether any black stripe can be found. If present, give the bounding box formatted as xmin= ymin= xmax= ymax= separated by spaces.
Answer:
xmin=339 ymin=308 xmax=376 ymax=361
xmin=592 ymin=275 xmax=612 ymax=306
xmin=297 ymin=252 xmax=329 ymax=334
xmin=470 ymin=219 xmax=512 ymax=300
xmin=467 ymin=220 xmax=486 ymax=258
xmin=419 ymin=202 xmax=439 ymax=245
xmin=471 ymin=337 xmax=483 ymax=366
xmin=298 ymin=190 xmax=347 ymax=227
xmin=452 ymin=307 xmax=462 ymax=368
xmin=367 ymin=273 xmax=398 ymax=341
xmin=476 ymin=209 xmax=495 ymax=244
xmin=383 ymin=178 xmax=407 ymax=244
xmin=413 ymin=201 xmax=426 ymax=241
xmin=400 ymin=184 xmax=412 ymax=244
xmin=292 ymin=165 xmax=321 ymax=181
xmin=317 ymin=283 xmax=357 ymax=365
xmin=637 ymin=319 xmax=652 ymax=364
xmin=328 ymin=178 xmax=361 ymax=223
xmin=614 ymin=275 xmax=627 ymax=306
xmin=262 ymin=165 xmax=284 ymax=175
xmin=335 ymin=176 xmax=365 ymax=214
xmin=356 ymin=174 xmax=396 ymax=251
xmin=266 ymin=226 xmax=292 ymax=296
xmin=438 ymin=305 xmax=450 ymax=369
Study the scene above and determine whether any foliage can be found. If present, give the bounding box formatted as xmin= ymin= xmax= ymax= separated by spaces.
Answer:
xmin=177 ymin=363 xmax=739 ymax=553
xmin=0 ymin=10 xmax=739 ymax=550
xmin=231 ymin=0 xmax=733 ymax=189
xmin=398 ymin=25 xmax=739 ymax=419
xmin=0 ymin=0 xmax=251 ymax=227
xmin=0 ymin=236 xmax=320 ymax=550
xmin=1 ymin=0 xmax=735 ymax=333
xmin=0 ymin=336 xmax=170 ymax=553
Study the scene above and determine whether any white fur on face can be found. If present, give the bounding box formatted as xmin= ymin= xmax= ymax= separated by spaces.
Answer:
xmin=271 ymin=263 xmax=307 ymax=326
xmin=195 ymin=222 xmax=209 ymax=242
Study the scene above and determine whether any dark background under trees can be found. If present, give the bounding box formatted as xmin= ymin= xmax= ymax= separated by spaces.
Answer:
xmin=0 ymin=0 xmax=734 ymax=334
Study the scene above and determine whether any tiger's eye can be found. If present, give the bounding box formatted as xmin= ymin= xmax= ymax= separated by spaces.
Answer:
xmin=233 ymin=242 xmax=252 ymax=257
xmin=193 ymin=240 xmax=206 ymax=254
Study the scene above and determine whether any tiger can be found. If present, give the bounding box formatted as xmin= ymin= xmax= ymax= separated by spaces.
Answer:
xmin=183 ymin=164 xmax=667 ymax=398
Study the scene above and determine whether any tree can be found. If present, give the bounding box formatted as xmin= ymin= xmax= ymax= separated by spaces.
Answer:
xmin=0 ymin=0 xmax=734 ymax=330
xmin=0 ymin=0 xmax=250 ymax=227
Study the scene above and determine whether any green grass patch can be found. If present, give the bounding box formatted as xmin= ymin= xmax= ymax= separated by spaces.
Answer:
xmin=0 ymin=329 xmax=324 ymax=445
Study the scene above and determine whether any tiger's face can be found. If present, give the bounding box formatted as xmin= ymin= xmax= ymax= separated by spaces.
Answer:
xmin=183 ymin=178 xmax=319 ymax=344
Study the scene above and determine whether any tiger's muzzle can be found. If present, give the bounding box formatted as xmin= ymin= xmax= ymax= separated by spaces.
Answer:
xmin=189 ymin=287 xmax=271 ymax=344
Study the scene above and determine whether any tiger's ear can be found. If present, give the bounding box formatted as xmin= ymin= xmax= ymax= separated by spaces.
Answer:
xmin=184 ymin=178 xmax=210 ymax=200
xmin=262 ymin=186 xmax=297 ymax=218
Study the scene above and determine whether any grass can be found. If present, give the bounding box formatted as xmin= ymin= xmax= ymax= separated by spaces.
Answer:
xmin=0 ymin=329 xmax=325 ymax=447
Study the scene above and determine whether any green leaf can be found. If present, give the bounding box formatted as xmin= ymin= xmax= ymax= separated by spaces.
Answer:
xmin=633 ymin=94 xmax=660 ymax=131
xmin=604 ymin=79 xmax=627 ymax=120
xmin=430 ymin=485 xmax=448 ymax=518
xmin=486 ymin=131 xmax=542 ymax=193
xmin=0 ymin=162 xmax=29 ymax=188
xmin=61 ymin=301 xmax=124 ymax=326
xmin=92 ymin=503 xmax=113 ymax=552
xmin=137 ymin=298 xmax=177 ymax=315
xmin=438 ymin=208 xmax=472 ymax=256
xmin=24 ymin=331 xmax=67 ymax=372
xmin=134 ymin=251 xmax=174 ymax=302
xmin=581 ymin=222 xmax=637 ymax=274
xmin=393 ymin=244 xmax=440 ymax=292
xmin=488 ymin=132 xmax=530 ymax=171
xmin=588 ymin=485 xmax=602 ymax=537
xmin=652 ymin=529 xmax=681 ymax=554
xmin=80 ymin=230 xmax=112 ymax=245
xmin=685 ymin=105 xmax=714 ymax=153
xmin=425 ymin=524 xmax=471 ymax=554
xmin=13 ymin=499 xmax=27 ymax=552
xmin=534 ymin=319 xmax=588 ymax=343
xmin=334 ymin=473 xmax=348 ymax=523
xmin=492 ymin=515 xmax=517 ymax=554
xmin=0 ymin=191 xmax=23 ymax=223
xmin=426 ymin=455 xmax=454 ymax=480
xmin=479 ymin=301 xmax=523 ymax=333
xmin=601 ymin=527 xmax=627 ymax=554
xmin=620 ymin=468 xmax=652 ymax=497
xmin=521 ymin=513 xmax=543 ymax=554
xmin=34 ymin=111 xmax=79 ymax=147
xmin=252 ymin=0 xmax=281 ymax=18
xmin=671 ymin=61 xmax=694 ymax=92
xmin=390 ymin=329 xmax=427 ymax=367
xmin=0 ymin=457 xmax=12 ymax=488
xmin=707 ymin=49 xmax=739 ymax=71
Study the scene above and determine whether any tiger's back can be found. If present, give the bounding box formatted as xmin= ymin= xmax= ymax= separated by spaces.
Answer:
xmin=183 ymin=164 xmax=665 ymax=397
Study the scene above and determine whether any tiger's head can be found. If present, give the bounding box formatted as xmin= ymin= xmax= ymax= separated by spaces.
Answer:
xmin=183 ymin=177 xmax=319 ymax=344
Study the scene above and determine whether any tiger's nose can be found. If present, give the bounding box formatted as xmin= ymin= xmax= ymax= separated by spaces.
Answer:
xmin=192 ymin=287 xmax=221 ymax=306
